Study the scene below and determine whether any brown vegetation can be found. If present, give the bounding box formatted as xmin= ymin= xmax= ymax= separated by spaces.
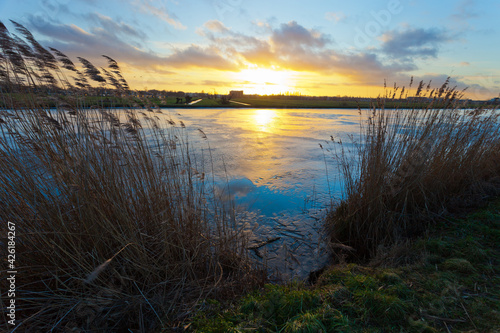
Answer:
xmin=326 ymin=78 xmax=500 ymax=258
xmin=0 ymin=20 xmax=259 ymax=331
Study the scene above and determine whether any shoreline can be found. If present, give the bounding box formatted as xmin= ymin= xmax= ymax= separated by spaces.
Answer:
xmin=2 ymin=93 xmax=493 ymax=110
xmin=191 ymin=196 xmax=500 ymax=332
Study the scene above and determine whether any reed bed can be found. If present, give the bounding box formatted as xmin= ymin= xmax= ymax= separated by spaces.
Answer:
xmin=0 ymin=21 xmax=257 ymax=331
xmin=326 ymin=79 xmax=500 ymax=259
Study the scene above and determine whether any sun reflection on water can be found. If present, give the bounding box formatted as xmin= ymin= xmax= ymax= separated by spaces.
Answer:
xmin=253 ymin=109 xmax=277 ymax=132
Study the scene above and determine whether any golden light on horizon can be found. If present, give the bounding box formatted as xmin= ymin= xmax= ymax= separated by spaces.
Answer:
xmin=236 ymin=68 xmax=296 ymax=95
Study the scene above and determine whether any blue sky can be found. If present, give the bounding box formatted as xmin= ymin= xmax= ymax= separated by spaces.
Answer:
xmin=0 ymin=0 xmax=499 ymax=98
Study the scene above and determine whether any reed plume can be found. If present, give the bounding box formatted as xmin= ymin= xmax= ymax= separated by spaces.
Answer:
xmin=327 ymin=80 xmax=500 ymax=258
xmin=0 ymin=20 xmax=256 ymax=332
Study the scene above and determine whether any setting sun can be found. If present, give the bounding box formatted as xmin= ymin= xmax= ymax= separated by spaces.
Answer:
xmin=235 ymin=68 xmax=296 ymax=95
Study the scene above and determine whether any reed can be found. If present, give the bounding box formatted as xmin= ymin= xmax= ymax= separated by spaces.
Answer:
xmin=326 ymin=78 xmax=500 ymax=259
xmin=0 ymin=20 xmax=257 ymax=331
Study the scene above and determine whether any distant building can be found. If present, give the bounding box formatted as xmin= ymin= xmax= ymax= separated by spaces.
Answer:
xmin=229 ymin=90 xmax=244 ymax=98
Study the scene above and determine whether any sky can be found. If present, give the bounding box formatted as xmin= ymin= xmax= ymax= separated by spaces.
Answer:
xmin=0 ymin=0 xmax=499 ymax=99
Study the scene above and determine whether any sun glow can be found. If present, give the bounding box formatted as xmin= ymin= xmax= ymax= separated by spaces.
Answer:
xmin=236 ymin=68 xmax=295 ymax=95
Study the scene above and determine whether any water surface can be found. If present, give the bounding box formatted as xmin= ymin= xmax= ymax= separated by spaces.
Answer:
xmin=161 ymin=108 xmax=362 ymax=279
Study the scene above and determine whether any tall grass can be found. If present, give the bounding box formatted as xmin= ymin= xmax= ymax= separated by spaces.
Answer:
xmin=0 ymin=21 xmax=257 ymax=331
xmin=327 ymin=79 xmax=500 ymax=258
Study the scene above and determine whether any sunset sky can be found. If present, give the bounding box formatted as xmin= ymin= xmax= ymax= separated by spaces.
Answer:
xmin=1 ymin=0 xmax=499 ymax=99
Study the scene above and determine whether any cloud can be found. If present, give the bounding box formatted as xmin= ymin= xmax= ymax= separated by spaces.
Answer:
xmin=133 ymin=0 xmax=186 ymax=30
xmin=200 ymin=80 xmax=229 ymax=87
xmin=182 ymin=79 xmax=254 ymax=87
xmin=25 ymin=14 xmax=165 ymax=67
xmin=164 ymin=45 xmax=239 ymax=70
xmin=25 ymin=14 xmax=240 ymax=73
xmin=196 ymin=21 xmax=276 ymax=66
xmin=411 ymin=74 xmax=470 ymax=92
xmin=271 ymin=21 xmax=331 ymax=49
xmin=451 ymin=0 xmax=478 ymax=22
xmin=21 ymin=13 xmax=484 ymax=95
xmin=239 ymin=41 xmax=274 ymax=66
xmin=40 ymin=0 xmax=71 ymax=16
xmin=86 ymin=13 xmax=146 ymax=41
xmin=380 ymin=27 xmax=450 ymax=59
xmin=459 ymin=61 xmax=470 ymax=67
xmin=195 ymin=20 xmax=418 ymax=83
xmin=200 ymin=79 xmax=239 ymax=87
xmin=196 ymin=20 xmax=231 ymax=39
xmin=203 ymin=20 xmax=230 ymax=33
xmin=325 ymin=11 xmax=346 ymax=23
xmin=331 ymin=52 xmax=417 ymax=84
xmin=449 ymin=0 xmax=479 ymax=33
xmin=253 ymin=20 xmax=272 ymax=32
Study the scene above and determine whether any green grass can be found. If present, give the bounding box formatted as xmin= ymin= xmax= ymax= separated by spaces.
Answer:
xmin=2 ymin=90 xmax=482 ymax=110
xmin=193 ymin=98 xmax=225 ymax=107
xmin=231 ymin=97 xmax=457 ymax=109
xmin=190 ymin=198 xmax=500 ymax=332
xmin=232 ymin=97 xmax=370 ymax=109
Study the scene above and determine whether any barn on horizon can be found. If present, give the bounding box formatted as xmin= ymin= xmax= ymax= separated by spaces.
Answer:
xmin=229 ymin=90 xmax=244 ymax=98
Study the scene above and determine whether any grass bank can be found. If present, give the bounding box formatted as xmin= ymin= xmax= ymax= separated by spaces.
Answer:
xmin=2 ymin=91 xmax=489 ymax=111
xmin=232 ymin=97 xmax=371 ymax=109
xmin=190 ymin=197 xmax=499 ymax=332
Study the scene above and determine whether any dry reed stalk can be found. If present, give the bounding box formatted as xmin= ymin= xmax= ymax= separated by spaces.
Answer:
xmin=327 ymin=79 xmax=500 ymax=258
xmin=0 ymin=20 xmax=257 ymax=332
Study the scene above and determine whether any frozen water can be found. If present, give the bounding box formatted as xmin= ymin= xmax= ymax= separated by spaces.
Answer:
xmin=159 ymin=108 xmax=363 ymax=280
